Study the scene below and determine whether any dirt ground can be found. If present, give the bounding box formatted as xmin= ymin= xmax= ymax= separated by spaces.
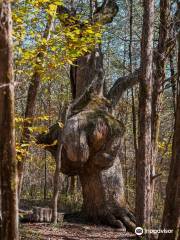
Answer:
xmin=20 ymin=222 xmax=136 ymax=240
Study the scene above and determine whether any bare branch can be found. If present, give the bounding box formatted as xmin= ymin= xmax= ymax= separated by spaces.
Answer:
xmin=107 ymin=69 xmax=139 ymax=106
xmin=0 ymin=81 xmax=20 ymax=88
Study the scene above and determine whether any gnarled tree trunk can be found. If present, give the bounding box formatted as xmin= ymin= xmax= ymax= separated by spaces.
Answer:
xmin=37 ymin=44 xmax=137 ymax=231
xmin=37 ymin=0 xmax=140 ymax=231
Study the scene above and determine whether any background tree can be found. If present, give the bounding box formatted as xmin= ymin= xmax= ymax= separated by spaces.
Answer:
xmin=150 ymin=0 xmax=171 ymax=223
xmin=17 ymin=9 xmax=56 ymax=196
xmin=136 ymin=0 xmax=154 ymax=232
xmin=159 ymin=2 xmax=180 ymax=239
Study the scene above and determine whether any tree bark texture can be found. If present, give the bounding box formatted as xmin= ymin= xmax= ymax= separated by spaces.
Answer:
xmin=159 ymin=4 xmax=180 ymax=239
xmin=0 ymin=1 xmax=19 ymax=239
xmin=136 ymin=0 xmax=154 ymax=232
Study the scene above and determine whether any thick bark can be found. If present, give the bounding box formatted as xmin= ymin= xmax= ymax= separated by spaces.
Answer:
xmin=0 ymin=1 xmax=19 ymax=239
xmin=159 ymin=4 xmax=180 ymax=239
xmin=17 ymin=14 xmax=55 ymax=196
xmin=70 ymin=47 xmax=104 ymax=98
xmin=136 ymin=0 xmax=154 ymax=232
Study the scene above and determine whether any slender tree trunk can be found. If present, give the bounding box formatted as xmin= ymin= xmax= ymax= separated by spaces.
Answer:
xmin=151 ymin=0 xmax=171 ymax=223
xmin=136 ymin=0 xmax=154 ymax=233
xmin=44 ymin=152 xmax=47 ymax=200
xmin=52 ymin=106 xmax=67 ymax=224
xmin=52 ymin=144 xmax=62 ymax=224
xmin=68 ymin=176 xmax=76 ymax=194
xmin=159 ymin=4 xmax=180 ymax=239
xmin=152 ymin=0 xmax=171 ymax=165
xmin=17 ymin=13 xmax=56 ymax=196
xmin=0 ymin=1 xmax=19 ymax=239
xmin=169 ymin=53 xmax=176 ymax=113
xmin=128 ymin=0 xmax=138 ymax=161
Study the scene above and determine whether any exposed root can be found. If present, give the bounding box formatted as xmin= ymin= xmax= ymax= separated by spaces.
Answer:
xmin=101 ymin=211 xmax=124 ymax=229
xmin=113 ymin=207 xmax=136 ymax=232
xmin=83 ymin=207 xmax=135 ymax=232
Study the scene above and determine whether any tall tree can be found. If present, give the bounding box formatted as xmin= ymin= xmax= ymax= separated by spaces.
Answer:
xmin=127 ymin=0 xmax=138 ymax=163
xmin=0 ymin=1 xmax=19 ymax=239
xmin=136 ymin=0 xmax=154 ymax=233
xmin=37 ymin=0 xmax=139 ymax=231
xmin=151 ymin=0 xmax=171 ymax=222
xmin=159 ymin=3 xmax=180 ymax=239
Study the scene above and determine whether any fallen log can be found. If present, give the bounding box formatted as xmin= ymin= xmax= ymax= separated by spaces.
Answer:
xmin=19 ymin=207 xmax=64 ymax=223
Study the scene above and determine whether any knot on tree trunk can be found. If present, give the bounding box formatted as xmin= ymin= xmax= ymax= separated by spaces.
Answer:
xmin=61 ymin=96 xmax=125 ymax=176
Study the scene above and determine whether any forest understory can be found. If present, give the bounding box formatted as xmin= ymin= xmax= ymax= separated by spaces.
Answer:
xmin=19 ymin=200 xmax=136 ymax=239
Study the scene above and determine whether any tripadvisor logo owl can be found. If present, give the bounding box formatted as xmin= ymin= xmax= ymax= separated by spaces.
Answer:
xmin=135 ymin=227 xmax=144 ymax=236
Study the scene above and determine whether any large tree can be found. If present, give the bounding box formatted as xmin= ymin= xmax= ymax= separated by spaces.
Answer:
xmin=0 ymin=0 xmax=19 ymax=239
xmin=37 ymin=0 xmax=139 ymax=231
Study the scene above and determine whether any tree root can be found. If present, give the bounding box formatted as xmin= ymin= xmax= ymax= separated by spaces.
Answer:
xmin=83 ymin=207 xmax=135 ymax=232
xmin=113 ymin=207 xmax=136 ymax=232
xmin=100 ymin=211 xmax=125 ymax=229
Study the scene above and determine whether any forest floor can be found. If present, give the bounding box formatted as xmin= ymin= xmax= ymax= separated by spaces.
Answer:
xmin=20 ymin=222 xmax=136 ymax=240
xmin=19 ymin=202 xmax=136 ymax=240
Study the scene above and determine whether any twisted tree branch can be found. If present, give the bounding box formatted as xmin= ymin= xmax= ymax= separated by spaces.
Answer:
xmin=107 ymin=69 xmax=139 ymax=106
